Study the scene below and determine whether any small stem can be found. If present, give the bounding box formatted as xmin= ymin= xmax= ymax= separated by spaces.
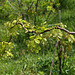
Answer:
xmin=46 ymin=0 xmax=55 ymax=22
xmin=58 ymin=47 xmax=62 ymax=75
xmin=8 ymin=35 xmax=12 ymax=43
xmin=17 ymin=0 xmax=21 ymax=7
xmin=58 ymin=10 xmax=62 ymax=75
xmin=62 ymin=47 xmax=66 ymax=68
xmin=59 ymin=10 xmax=61 ymax=23
xmin=27 ymin=1 xmax=34 ymax=11
xmin=50 ymin=39 xmax=59 ymax=75
xmin=7 ymin=0 xmax=15 ymax=10
xmin=46 ymin=10 xmax=52 ymax=22
xmin=34 ymin=0 xmax=40 ymax=25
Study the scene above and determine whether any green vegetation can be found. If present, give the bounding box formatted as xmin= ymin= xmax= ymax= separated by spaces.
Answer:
xmin=0 ymin=0 xmax=75 ymax=75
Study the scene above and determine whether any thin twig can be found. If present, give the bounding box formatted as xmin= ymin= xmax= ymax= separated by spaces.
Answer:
xmin=7 ymin=0 xmax=15 ymax=10
xmin=27 ymin=1 xmax=34 ymax=11
xmin=34 ymin=0 xmax=40 ymax=25
xmin=46 ymin=12 xmax=57 ymax=23
xmin=62 ymin=47 xmax=66 ymax=68
xmin=8 ymin=35 xmax=12 ymax=43
xmin=58 ymin=10 xmax=62 ymax=75
xmin=46 ymin=0 xmax=55 ymax=22
xmin=50 ymin=39 xmax=59 ymax=75
xmin=21 ymin=13 xmax=29 ymax=20
xmin=58 ymin=47 xmax=62 ymax=74
xmin=46 ymin=10 xmax=52 ymax=22
xmin=17 ymin=0 xmax=21 ymax=7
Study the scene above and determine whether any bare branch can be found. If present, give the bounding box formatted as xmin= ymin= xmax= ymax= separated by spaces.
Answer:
xmin=46 ymin=0 xmax=55 ymax=22
xmin=34 ymin=0 xmax=40 ymax=25
xmin=46 ymin=10 xmax=52 ymax=22
xmin=17 ymin=0 xmax=21 ymax=7
xmin=50 ymin=39 xmax=59 ymax=75
xmin=7 ymin=0 xmax=15 ymax=10
xmin=27 ymin=1 xmax=34 ymax=11
xmin=62 ymin=47 xmax=66 ymax=68
xmin=58 ymin=10 xmax=62 ymax=75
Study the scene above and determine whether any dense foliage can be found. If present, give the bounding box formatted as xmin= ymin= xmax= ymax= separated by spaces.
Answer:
xmin=0 ymin=0 xmax=75 ymax=75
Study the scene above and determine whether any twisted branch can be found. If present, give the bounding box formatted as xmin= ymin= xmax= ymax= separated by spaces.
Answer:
xmin=10 ymin=23 xmax=75 ymax=35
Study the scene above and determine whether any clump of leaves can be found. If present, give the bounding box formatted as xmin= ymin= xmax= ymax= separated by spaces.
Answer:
xmin=0 ymin=41 xmax=14 ymax=60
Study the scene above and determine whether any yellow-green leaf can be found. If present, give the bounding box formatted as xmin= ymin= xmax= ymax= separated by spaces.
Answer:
xmin=34 ymin=39 xmax=40 ymax=44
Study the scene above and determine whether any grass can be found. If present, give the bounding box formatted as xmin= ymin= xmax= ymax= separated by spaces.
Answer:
xmin=0 ymin=51 xmax=53 ymax=75
xmin=0 ymin=50 xmax=75 ymax=75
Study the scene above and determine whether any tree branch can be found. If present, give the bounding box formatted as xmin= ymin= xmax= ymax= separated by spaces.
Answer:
xmin=39 ymin=26 xmax=75 ymax=35
xmin=57 ymin=27 xmax=75 ymax=34
xmin=9 ymin=23 xmax=75 ymax=43
xmin=10 ymin=23 xmax=75 ymax=35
